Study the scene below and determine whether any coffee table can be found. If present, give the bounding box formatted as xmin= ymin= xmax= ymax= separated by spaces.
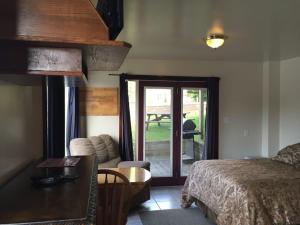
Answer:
xmin=98 ymin=167 xmax=152 ymax=208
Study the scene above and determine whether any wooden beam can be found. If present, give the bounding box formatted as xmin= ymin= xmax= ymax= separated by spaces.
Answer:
xmin=83 ymin=41 xmax=131 ymax=71
xmin=0 ymin=0 xmax=109 ymax=44
xmin=0 ymin=43 xmax=83 ymax=76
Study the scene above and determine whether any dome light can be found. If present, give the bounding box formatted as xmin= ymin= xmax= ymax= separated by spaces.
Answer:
xmin=205 ymin=34 xmax=227 ymax=49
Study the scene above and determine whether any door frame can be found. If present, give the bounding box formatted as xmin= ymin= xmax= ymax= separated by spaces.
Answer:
xmin=138 ymin=80 xmax=207 ymax=185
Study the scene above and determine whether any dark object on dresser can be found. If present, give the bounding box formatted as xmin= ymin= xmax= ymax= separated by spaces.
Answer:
xmin=31 ymin=173 xmax=62 ymax=187
xmin=30 ymin=167 xmax=79 ymax=187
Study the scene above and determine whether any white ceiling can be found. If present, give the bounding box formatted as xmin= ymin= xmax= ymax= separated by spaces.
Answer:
xmin=118 ymin=0 xmax=300 ymax=62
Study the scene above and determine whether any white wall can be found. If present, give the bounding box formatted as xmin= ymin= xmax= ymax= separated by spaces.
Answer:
xmin=0 ymin=85 xmax=43 ymax=186
xmin=262 ymin=61 xmax=280 ymax=157
xmin=279 ymin=57 xmax=300 ymax=148
xmin=83 ymin=58 xmax=263 ymax=159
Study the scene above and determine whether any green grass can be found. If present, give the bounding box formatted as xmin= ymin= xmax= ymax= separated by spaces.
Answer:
xmin=145 ymin=119 xmax=171 ymax=142
xmin=131 ymin=111 xmax=205 ymax=143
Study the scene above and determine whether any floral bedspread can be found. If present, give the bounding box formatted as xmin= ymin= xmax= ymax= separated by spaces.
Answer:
xmin=181 ymin=159 xmax=300 ymax=225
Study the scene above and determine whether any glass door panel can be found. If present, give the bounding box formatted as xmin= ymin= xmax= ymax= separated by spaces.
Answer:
xmin=144 ymin=87 xmax=173 ymax=177
xmin=181 ymin=88 xmax=207 ymax=176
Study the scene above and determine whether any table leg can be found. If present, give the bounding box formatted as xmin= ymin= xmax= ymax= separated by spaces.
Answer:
xmin=146 ymin=114 xmax=151 ymax=130
xmin=155 ymin=114 xmax=160 ymax=126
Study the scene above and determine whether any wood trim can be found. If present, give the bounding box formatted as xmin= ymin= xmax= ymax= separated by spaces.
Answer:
xmin=119 ymin=77 xmax=124 ymax=154
xmin=151 ymin=177 xmax=186 ymax=186
xmin=79 ymin=87 xmax=119 ymax=116
xmin=173 ymin=84 xmax=182 ymax=179
xmin=0 ymin=39 xmax=132 ymax=49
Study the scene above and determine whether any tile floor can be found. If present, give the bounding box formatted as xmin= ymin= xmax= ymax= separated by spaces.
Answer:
xmin=127 ymin=186 xmax=192 ymax=225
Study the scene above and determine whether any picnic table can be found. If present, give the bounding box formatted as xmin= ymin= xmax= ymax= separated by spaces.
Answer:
xmin=145 ymin=104 xmax=200 ymax=130
xmin=145 ymin=112 xmax=188 ymax=130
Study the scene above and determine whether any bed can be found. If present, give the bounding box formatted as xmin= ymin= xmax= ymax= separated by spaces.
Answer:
xmin=181 ymin=145 xmax=300 ymax=225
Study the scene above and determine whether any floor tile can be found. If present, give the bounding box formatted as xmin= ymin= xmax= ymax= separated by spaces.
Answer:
xmin=143 ymin=198 xmax=156 ymax=203
xmin=151 ymin=186 xmax=183 ymax=202
xmin=127 ymin=185 xmax=186 ymax=224
xmin=136 ymin=202 xmax=160 ymax=211
xmin=127 ymin=212 xmax=143 ymax=225
xmin=152 ymin=186 xmax=183 ymax=195
xmin=151 ymin=193 xmax=177 ymax=202
xmin=156 ymin=201 xmax=182 ymax=210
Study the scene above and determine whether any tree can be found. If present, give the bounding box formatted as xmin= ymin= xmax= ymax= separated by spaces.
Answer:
xmin=186 ymin=89 xmax=199 ymax=102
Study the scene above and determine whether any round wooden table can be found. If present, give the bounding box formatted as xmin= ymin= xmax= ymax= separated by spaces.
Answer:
xmin=98 ymin=167 xmax=152 ymax=208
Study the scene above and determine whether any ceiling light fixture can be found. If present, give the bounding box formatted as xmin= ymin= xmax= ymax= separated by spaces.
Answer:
xmin=205 ymin=34 xmax=228 ymax=49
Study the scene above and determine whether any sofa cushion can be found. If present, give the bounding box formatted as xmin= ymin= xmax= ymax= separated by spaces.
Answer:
xmin=70 ymin=138 xmax=95 ymax=156
xmin=89 ymin=136 xmax=109 ymax=163
xmin=96 ymin=135 xmax=119 ymax=160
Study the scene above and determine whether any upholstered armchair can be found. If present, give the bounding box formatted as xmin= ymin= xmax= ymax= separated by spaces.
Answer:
xmin=70 ymin=134 xmax=150 ymax=171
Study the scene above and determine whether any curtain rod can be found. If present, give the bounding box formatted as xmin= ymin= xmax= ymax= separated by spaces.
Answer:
xmin=109 ymin=73 xmax=123 ymax=76
xmin=109 ymin=73 xmax=220 ymax=81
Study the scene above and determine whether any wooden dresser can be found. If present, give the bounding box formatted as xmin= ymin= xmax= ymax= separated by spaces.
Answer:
xmin=0 ymin=156 xmax=97 ymax=225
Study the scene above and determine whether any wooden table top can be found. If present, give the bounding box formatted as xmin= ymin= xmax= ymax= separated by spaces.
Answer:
xmin=98 ymin=167 xmax=151 ymax=184
xmin=0 ymin=156 xmax=97 ymax=225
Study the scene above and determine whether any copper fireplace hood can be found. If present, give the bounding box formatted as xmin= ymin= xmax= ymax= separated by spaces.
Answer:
xmin=0 ymin=0 xmax=131 ymax=85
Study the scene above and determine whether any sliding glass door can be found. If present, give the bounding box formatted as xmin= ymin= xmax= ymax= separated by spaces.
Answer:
xmin=144 ymin=87 xmax=173 ymax=177
xmin=138 ymin=81 xmax=207 ymax=185
xmin=181 ymin=88 xmax=207 ymax=176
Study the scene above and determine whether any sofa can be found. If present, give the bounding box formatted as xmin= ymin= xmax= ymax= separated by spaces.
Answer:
xmin=70 ymin=134 xmax=150 ymax=171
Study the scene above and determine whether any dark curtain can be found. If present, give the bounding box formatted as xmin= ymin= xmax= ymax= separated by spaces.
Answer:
xmin=202 ymin=77 xmax=219 ymax=160
xmin=66 ymin=87 xmax=80 ymax=156
xmin=42 ymin=77 xmax=65 ymax=159
xmin=119 ymin=76 xmax=134 ymax=161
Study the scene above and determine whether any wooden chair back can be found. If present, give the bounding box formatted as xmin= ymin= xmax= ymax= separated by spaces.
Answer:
xmin=97 ymin=169 xmax=131 ymax=225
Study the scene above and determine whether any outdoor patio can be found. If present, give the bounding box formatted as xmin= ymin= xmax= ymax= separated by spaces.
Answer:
xmin=146 ymin=155 xmax=193 ymax=177
xmin=145 ymin=140 xmax=203 ymax=177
